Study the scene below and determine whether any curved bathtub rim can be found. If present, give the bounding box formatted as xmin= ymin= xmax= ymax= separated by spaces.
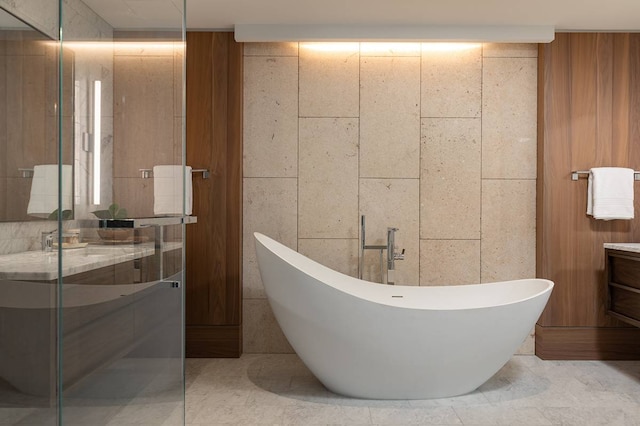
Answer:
xmin=254 ymin=232 xmax=553 ymax=311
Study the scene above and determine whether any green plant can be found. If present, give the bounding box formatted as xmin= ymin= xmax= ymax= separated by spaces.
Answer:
xmin=48 ymin=209 xmax=73 ymax=220
xmin=92 ymin=203 xmax=128 ymax=220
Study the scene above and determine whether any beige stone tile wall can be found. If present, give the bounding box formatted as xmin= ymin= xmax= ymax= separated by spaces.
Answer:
xmin=243 ymin=177 xmax=297 ymax=299
xmin=299 ymin=43 xmax=359 ymax=118
xmin=420 ymin=117 xmax=481 ymax=240
xmin=360 ymin=56 xmax=420 ymax=178
xmin=243 ymin=56 xmax=299 ymax=178
xmin=243 ymin=42 xmax=538 ymax=354
xmin=421 ymin=45 xmax=482 ymax=118
xmin=298 ymin=118 xmax=359 ymax=238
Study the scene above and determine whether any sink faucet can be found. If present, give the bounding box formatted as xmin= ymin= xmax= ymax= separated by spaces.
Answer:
xmin=386 ymin=227 xmax=405 ymax=285
xmin=41 ymin=229 xmax=57 ymax=252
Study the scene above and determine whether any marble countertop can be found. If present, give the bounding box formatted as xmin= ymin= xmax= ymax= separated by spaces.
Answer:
xmin=0 ymin=241 xmax=182 ymax=281
xmin=604 ymin=243 xmax=640 ymax=254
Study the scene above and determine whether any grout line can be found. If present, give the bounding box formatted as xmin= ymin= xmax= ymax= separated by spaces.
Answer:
xmin=299 ymin=115 xmax=360 ymax=119
xmin=358 ymin=42 xmax=362 ymax=280
xmin=358 ymin=177 xmax=420 ymax=180
xmin=298 ymin=237 xmax=359 ymax=241
xmin=296 ymin=42 xmax=300 ymax=251
xmin=418 ymin=44 xmax=423 ymax=286
xmin=480 ymin=43 xmax=484 ymax=284
xmin=420 ymin=238 xmax=482 ymax=241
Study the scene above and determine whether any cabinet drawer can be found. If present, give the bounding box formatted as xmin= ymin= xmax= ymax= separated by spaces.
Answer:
xmin=609 ymin=255 xmax=640 ymax=290
xmin=609 ymin=285 xmax=640 ymax=323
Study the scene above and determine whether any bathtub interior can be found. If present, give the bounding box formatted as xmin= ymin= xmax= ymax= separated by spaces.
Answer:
xmin=254 ymin=232 xmax=553 ymax=310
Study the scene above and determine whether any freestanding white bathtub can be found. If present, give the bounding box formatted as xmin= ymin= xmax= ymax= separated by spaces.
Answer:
xmin=254 ymin=232 xmax=553 ymax=400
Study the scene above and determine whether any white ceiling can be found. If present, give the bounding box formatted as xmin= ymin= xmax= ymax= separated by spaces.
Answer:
xmin=81 ymin=0 xmax=640 ymax=34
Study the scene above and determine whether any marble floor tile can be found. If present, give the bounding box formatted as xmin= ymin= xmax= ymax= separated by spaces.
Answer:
xmin=283 ymin=404 xmax=373 ymax=425
xmin=540 ymin=406 xmax=638 ymax=426
xmin=3 ymin=354 xmax=640 ymax=425
xmin=453 ymin=406 xmax=552 ymax=425
xmin=104 ymin=400 xmax=179 ymax=425
xmin=182 ymin=354 xmax=640 ymax=425
xmin=190 ymin=404 xmax=285 ymax=425
xmin=369 ymin=406 xmax=462 ymax=425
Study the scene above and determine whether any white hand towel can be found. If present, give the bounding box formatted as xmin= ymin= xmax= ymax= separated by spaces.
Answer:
xmin=587 ymin=167 xmax=635 ymax=220
xmin=153 ymin=165 xmax=193 ymax=216
xmin=27 ymin=165 xmax=73 ymax=218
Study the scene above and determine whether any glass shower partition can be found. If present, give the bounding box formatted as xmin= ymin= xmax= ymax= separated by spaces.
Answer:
xmin=0 ymin=1 xmax=186 ymax=423
xmin=0 ymin=6 xmax=64 ymax=426
xmin=58 ymin=0 xmax=187 ymax=425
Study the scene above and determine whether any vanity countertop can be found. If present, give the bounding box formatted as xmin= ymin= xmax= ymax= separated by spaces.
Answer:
xmin=604 ymin=243 xmax=640 ymax=254
xmin=0 ymin=242 xmax=182 ymax=281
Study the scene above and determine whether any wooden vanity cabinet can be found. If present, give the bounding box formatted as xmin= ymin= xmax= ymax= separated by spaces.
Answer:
xmin=60 ymin=248 xmax=182 ymax=390
xmin=606 ymin=249 xmax=640 ymax=328
xmin=60 ymin=248 xmax=182 ymax=286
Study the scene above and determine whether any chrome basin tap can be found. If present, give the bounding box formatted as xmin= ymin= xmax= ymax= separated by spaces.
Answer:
xmin=41 ymin=230 xmax=57 ymax=252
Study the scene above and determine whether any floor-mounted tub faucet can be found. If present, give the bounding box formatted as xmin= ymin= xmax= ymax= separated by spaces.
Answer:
xmin=386 ymin=227 xmax=405 ymax=285
xmin=359 ymin=215 xmax=404 ymax=285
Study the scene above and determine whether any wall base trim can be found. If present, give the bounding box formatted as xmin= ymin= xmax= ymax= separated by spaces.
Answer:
xmin=535 ymin=324 xmax=640 ymax=360
xmin=186 ymin=325 xmax=241 ymax=358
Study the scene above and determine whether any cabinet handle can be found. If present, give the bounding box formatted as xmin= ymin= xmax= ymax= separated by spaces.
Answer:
xmin=159 ymin=280 xmax=181 ymax=289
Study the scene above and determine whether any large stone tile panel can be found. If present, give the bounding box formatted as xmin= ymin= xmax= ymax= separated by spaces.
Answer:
xmin=298 ymin=118 xmax=359 ymax=238
xmin=421 ymin=118 xmax=481 ymax=239
xmin=243 ymin=56 xmax=298 ymax=177
xmin=360 ymin=56 xmax=420 ymax=178
xmin=243 ymin=178 xmax=297 ymax=299
xmin=299 ymin=43 xmax=359 ymax=117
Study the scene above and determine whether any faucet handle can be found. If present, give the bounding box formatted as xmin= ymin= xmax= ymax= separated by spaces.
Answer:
xmin=394 ymin=248 xmax=405 ymax=261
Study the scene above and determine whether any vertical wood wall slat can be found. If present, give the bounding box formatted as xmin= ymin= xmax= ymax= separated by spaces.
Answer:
xmin=185 ymin=32 xmax=243 ymax=357
xmin=185 ymin=32 xmax=214 ymax=326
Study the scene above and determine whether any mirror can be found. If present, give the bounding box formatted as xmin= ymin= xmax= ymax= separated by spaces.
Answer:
xmin=0 ymin=7 xmax=74 ymax=222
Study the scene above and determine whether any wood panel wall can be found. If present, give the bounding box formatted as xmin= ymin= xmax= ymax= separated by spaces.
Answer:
xmin=537 ymin=33 xmax=640 ymax=359
xmin=185 ymin=32 xmax=243 ymax=357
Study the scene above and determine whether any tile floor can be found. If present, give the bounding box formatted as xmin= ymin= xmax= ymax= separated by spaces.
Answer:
xmin=185 ymin=354 xmax=640 ymax=425
xmin=2 ymin=354 xmax=640 ymax=425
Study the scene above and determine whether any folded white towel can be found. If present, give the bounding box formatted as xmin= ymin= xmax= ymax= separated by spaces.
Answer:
xmin=153 ymin=165 xmax=193 ymax=216
xmin=27 ymin=165 xmax=73 ymax=218
xmin=587 ymin=167 xmax=635 ymax=220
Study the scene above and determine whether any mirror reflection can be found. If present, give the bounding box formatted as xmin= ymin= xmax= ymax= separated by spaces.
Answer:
xmin=0 ymin=8 xmax=73 ymax=222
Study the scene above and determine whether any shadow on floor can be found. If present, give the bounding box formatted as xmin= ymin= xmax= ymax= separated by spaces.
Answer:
xmin=244 ymin=354 xmax=547 ymax=407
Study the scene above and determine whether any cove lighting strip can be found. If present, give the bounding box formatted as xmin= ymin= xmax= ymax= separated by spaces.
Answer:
xmin=234 ymin=24 xmax=555 ymax=43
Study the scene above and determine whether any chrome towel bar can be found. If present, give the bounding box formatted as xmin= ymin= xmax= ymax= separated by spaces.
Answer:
xmin=571 ymin=170 xmax=640 ymax=181
xmin=139 ymin=168 xmax=210 ymax=179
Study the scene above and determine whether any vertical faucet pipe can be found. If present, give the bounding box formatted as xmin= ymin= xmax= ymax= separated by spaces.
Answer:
xmin=359 ymin=215 xmax=365 ymax=279
xmin=387 ymin=227 xmax=398 ymax=271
